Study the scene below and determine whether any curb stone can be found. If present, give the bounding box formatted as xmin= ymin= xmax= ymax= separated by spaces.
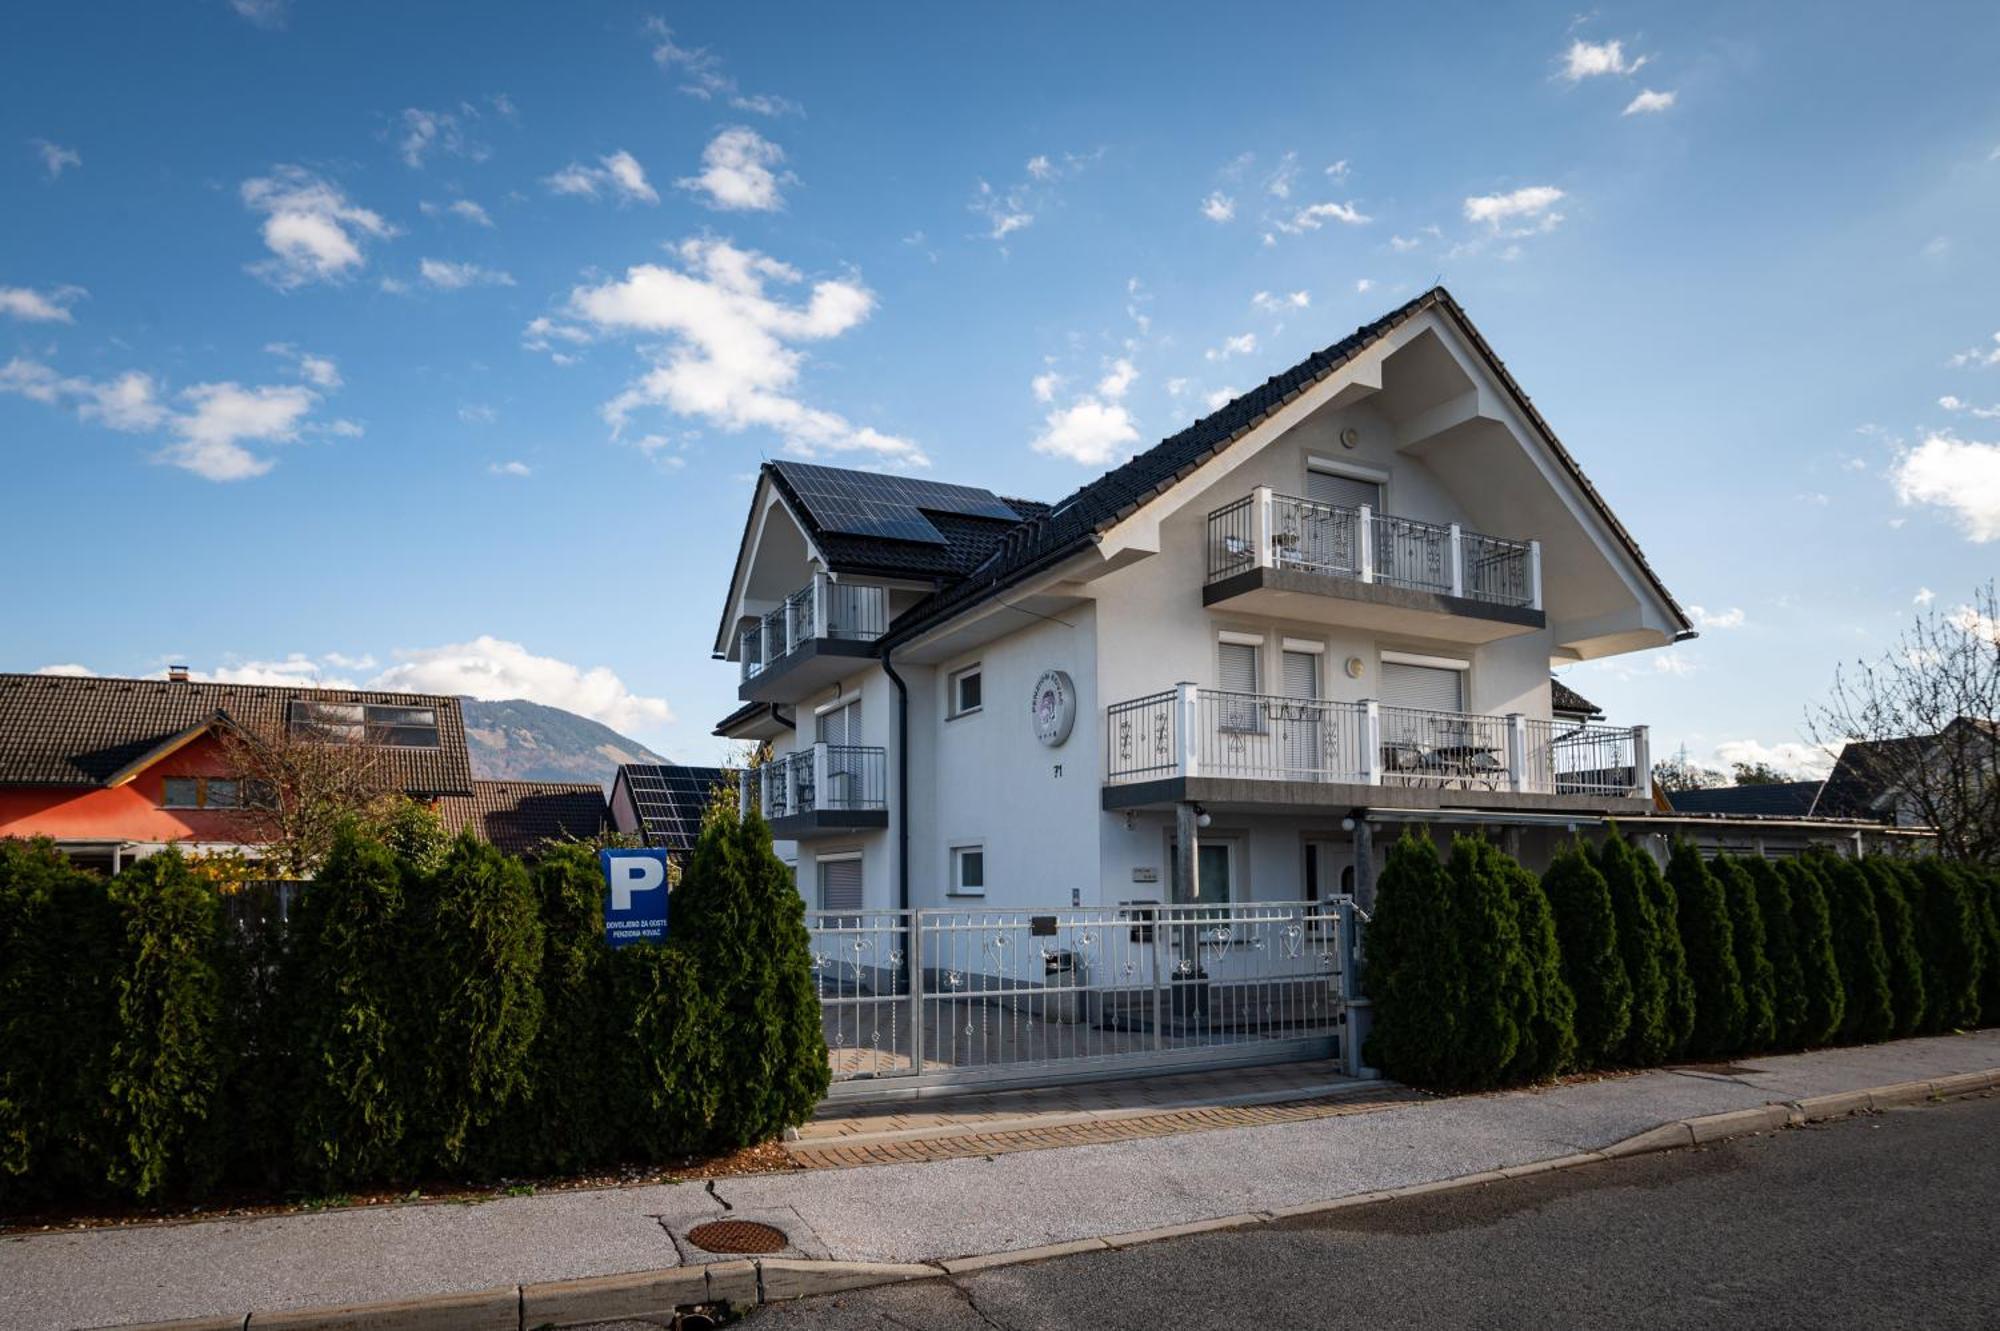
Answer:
xmin=108 ymin=1067 xmax=2000 ymax=1331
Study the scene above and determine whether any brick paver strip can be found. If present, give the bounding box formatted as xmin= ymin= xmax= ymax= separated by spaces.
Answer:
xmin=787 ymin=1090 xmax=1425 ymax=1168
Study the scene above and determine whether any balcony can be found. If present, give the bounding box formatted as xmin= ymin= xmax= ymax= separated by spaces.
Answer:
xmin=1203 ymin=488 xmax=1544 ymax=641
xmin=1103 ymin=684 xmax=1648 ymax=812
xmin=738 ymin=575 xmax=889 ymax=704
xmin=739 ymin=743 xmax=889 ymax=838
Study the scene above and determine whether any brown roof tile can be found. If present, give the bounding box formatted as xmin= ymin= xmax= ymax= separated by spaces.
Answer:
xmin=438 ymin=779 xmax=608 ymax=857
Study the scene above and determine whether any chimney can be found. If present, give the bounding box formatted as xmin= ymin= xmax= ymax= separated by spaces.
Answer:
xmin=168 ymin=665 xmax=190 ymax=683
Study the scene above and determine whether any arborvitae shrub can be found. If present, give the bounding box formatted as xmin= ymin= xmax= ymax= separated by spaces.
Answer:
xmin=608 ymin=942 xmax=719 ymax=1158
xmin=0 ymin=839 xmax=118 ymax=1206
xmin=1713 ymin=857 xmax=1778 ymax=1053
xmin=287 ymin=822 xmax=414 ymax=1188
xmin=104 ymin=850 xmax=224 ymax=1200
xmin=514 ymin=843 xmax=617 ymax=1173
xmin=1539 ymin=841 xmax=1630 ymax=1066
xmin=1911 ymin=859 xmax=1983 ymax=1031
xmin=1597 ymin=830 xmax=1672 ymax=1065
xmin=672 ymin=797 xmax=828 ymax=1148
xmin=1863 ymin=860 xmax=1927 ymax=1040
xmin=1780 ymin=858 xmax=1845 ymax=1046
xmin=1666 ymin=843 xmax=1745 ymax=1058
xmin=1444 ymin=834 xmax=1531 ymax=1089
xmin=407 ymin=833 xmax=544 ymax=1175
xmin=1976 ymin=867 xmax=2000 ymax=1026
xmin=1361 ymin=831 xmax=1459 ymax=1087
xmin=1644 ymin=845 xmax=1698 ymax=1060
xmin=1742 ymin=859 xmax=1807 ymax=1046
xmin=1813 ymin=852 xmax=1894 ymax=1045
xmin=1495 ymin=845 xmax=1577 ymax=1083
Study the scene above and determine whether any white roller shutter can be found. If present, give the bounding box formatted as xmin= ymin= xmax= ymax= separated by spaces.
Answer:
xmin=1305 ymin=469 xmax=1382 ymax=511
xmin=1380 ymin=661 xmax=1463 ymax=713
xmin=1282 ymin=649 xmax=1320 ymax=700
xmin=817 ymin=857 xmax=863 ymax=911
xmin=817 ymin=699 xmax=860 ymax=746
xmin=1218 ymin=640 xmax=1260 ymax=694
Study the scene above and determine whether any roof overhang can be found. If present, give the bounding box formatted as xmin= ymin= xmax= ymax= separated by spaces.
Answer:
xmin=104 ymin=713 xmax=237 ymax=787
xmin=712 ymin=468 xmax=829 ymax=659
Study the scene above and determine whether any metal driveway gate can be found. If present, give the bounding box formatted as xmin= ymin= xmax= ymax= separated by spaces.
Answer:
xmin=807 ymin=900 xmax=1358 ymax=1101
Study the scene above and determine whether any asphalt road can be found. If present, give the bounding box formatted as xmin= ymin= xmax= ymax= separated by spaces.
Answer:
xmin=738 ymin=1093 xmax=2000 ymax=1330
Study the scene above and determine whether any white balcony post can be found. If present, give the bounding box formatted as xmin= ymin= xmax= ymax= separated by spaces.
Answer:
xmin=737 ymin=768 xmax=751 ymax=820
xmin=1506 ymin=713 xmax=1528 ymax=793
xmin=1176 ymin=681 xmax=1201 ymax=779
xmin=1252 ymin=485 xmax=1275 ymax=570
xmin=1358 ymin=505 xmax=1375 ymax=583
xmin=1449 ymin=523 xmax=1464 ymax=599
xmin=1361 ymin=700 xmax=1382 ymax=785
xmin=813 ymin=741 xmax=832 ymax=810
xmin=1631 ymin=725 xmax=1651 ymax=800
xmin=812 ymin=571 xmax=828 ymax=640
xmin=1528 ymin=540 xmax=1543 ymax=611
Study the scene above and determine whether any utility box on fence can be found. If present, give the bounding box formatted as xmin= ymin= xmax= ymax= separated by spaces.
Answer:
xmin=1041 ymin=949 xmax=1083 ymax=1024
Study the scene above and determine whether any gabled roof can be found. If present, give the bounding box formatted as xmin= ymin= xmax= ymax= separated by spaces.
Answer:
xmin=438 ymin=780 xmax=607 ymax=857
xmin=885 ymin=286 xmax=1692 ymax=647
xmin=1551 ymin=678 xmax=1603 ymax=719
xmin=1668 ymin=781 xmax=1824 ymax=818
xmin=0 ymin=672 xmax=474 ymax=796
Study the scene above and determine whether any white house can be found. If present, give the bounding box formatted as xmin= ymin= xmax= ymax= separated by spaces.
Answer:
xmin=714 ymin=288 xmax=1696 ymax=921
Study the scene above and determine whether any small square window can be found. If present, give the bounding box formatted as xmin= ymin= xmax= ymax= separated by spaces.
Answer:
xmin=162 ymin=777 xmax=199 ymax=809
xmin=950 ymin=845 xmax=985 ymax=896
xmin=204 ymin=779 xmax=242 ymax=809
xmin=950 ymin=665 xmax=983 ymax=717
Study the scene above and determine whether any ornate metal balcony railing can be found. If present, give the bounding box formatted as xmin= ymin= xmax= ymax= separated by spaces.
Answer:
xmin=740 ymin=743 xmax=889 ymax=822
xmin=1106 ymin=684 xmax=1647 ymax=797
xmin=1205 ymin=488 xmax=1540 ymax=611
xmin=739 ymin=575 xmax=890 ymax=682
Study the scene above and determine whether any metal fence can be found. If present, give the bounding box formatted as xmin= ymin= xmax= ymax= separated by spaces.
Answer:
xmin=1378 ymin=703 xmax=1513 ymax=790
xmin=1196 ymin=689 xmax=1369 ymax=783
xmin=1459 ymin=531 xmax=1534 ymax=607
xmin=1521 ymin=719 xmax=1642 ymax=797
xmin=807 ymin=900 xmax=1356 ymax=1097
xmin=748 ymin=744 xmax=889 ymax=820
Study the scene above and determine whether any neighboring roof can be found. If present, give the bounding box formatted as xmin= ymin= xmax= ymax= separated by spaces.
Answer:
xmin=1550 ymin=678 xmax=1602 ymax=719
xmin=439 ymin=780 xmax=607 ymax=857
xmin=884 ymin=286 xmax=1693 ymax=647
xmin=713 ymin=698 xmax=776 ymax=738
xmin=1667 ymin=781 xmax=1824 ymax=818
xmin=0 ymin=673 xmax=474 ymax=795
xmin=1811 ymin=737 xmax=1926 ymax=820
xmin=617 ymin=763 xmax=732 ymax=855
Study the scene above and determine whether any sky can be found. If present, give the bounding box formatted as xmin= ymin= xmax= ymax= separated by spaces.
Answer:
xmin=3 ymin=1 xmax=1997 ymax=773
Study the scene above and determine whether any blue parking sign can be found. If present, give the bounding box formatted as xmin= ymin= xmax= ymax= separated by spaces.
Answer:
xmin=601 ymin=848 xmax=670 ymax=948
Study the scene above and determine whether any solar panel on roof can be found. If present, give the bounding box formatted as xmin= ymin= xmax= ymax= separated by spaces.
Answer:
xmin=777 ymin=462 xmax=1020 ymax=545
xmin=623 ymin=764 xmax=732 ymax=854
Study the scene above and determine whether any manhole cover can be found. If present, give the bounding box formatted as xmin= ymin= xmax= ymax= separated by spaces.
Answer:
xmin=686 ymin=1219 xmax=788 ymax=1254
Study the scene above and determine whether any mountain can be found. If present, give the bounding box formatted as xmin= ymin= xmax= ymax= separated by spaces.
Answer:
xmin=459 ymin=698 xmax=669 ymax=786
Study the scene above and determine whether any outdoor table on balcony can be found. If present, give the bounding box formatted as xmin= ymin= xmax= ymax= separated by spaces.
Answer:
xmin=1382 ymin=742 xmax=1506 ymax=790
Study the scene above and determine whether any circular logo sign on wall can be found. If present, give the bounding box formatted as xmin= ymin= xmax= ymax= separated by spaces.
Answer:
xmin=1031 ymin=669 xmax=1076 ymax=747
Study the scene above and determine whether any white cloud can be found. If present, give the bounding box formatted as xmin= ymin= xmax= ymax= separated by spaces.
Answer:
xmin=31 ymin=139 xmax=80 ymax=178
xmin=1026 ymin=154 xmax=1054 ymax=180
xmin=1914 ymin=586 xmax=1935 ymax=606
xmin=970 ymin=179 xmax=1033 ymax=240
xmin=264 ymin=342 xmax=342 ymax=388
xmin=1891 ymin=432 xmax=2000 ymax=540
xmin=419 ymin=257 xmax=517 ymax=290
xmin=1030 ymin=372 xmax=1062 ymax=403
xmin=1650 ymin=654 xmax=1697 ymax=676
xmin=1623 ymin=88 xmax=1677 ymax=116
xmin=563 ymin=236 xmax=924 ymax=466
xmin=1272 ymin=200 xmax=1371 ymax=235
xmin=1939 ymin=395 xmax=2000 ymax=420
xmin=1324 ymin=159 xmax=1350 ymax=181
xmin=397 ymin=107 xmax=490 ymax=169
xmin=677 ymin=126 xmax=788 ymax=211
xmin=34 ymin=663 xmax=96 ymax=677
xmin=372 ymin=635 xmax=674 ymax=733
xmin=1355 ymin=278 xmax=1374 ymax=294
xmin=1201 ymin=191 xmax=1236 ymax=223
xmin=1561 ymin=38 xmax=1648 ymax=81
xmin=489 ymin=460 xmax=532 ymax=477
xmin=1206 ymin=332 xmax=1257 ymax=361
xmin=1687 ymin=605 xmax=1746 ymax=630
xmin=422 ymin=198 xmax=495 ymax=227
xmin=459 ymin=403 xmax=498 ymax=425
xmin=228 ymin=0 xmax=288 ymax=27
xmin=1252 ymin=290 xmax=1309 ymax=313
xmin=646 ymin=18 xmax=801 ymax=116
xmin=1204 ymin=386 xmax=1240 ymax=411
xmin=1031 ymin=399 xmax=1139 ymax=467
xmin=1464 ymin=185 xmax=1565 ymax=227
xmin=544 ymin=150 xmax=658 ymax=205
xmin=1096 ymin=358 xmax=1138 ymax=400
xmin=240 ymin=166 xmax=395 ymax=289
xmin=1949 ymin=333 xmax=2000 ymax=369
xmin=0 ymin=284 xmax=85 ymax=323
xmin=1711 ymin=739 xmax=1837 ymax=780
xmin=1948 ymin=603 xmax=2000 ymax=645
xmin=1264 ymin=151 xmax=1299 ymax=199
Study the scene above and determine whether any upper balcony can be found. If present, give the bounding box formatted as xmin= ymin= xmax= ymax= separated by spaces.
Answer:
xmin=738 ymin=742 xmax=889 ymax=839
xmin=1204 ymin=488 xmax=1544 ymax=642
xmin=1103 ymin=683 xmax=1648 ymax=814
xmin=738 ymin=575 xmax=889 ymax=704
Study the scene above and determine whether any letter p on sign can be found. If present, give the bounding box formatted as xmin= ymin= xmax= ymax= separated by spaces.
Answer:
xmin=599 ymin=848 xmax=670 ymax=948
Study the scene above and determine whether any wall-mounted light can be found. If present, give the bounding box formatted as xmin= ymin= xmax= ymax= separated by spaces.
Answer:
xmin=1339 ymin=426 xmax=1361 ymax=450
xmin=1344 ymin=656 xmax=1365 ymax=679
xmin=1193 ymin=802 xmax=1212 ymax=829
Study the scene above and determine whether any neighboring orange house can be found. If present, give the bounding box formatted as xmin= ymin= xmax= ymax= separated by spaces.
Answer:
xmin=0 ymin=669 xmax=475 ymax=872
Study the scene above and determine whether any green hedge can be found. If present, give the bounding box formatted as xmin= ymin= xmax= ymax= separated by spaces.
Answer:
xmin=1363 ymin=829 xmax=1997 ymax=1093
xmin=0 ymin=798 xmax=825 ymax=1208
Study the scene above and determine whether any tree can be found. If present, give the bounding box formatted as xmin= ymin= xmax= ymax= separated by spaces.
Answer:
xmin=1443 ymin=835 xmax=1532 ymax=1089
xmin=217 ymin=722 xmax=400 ymax=876
xmin=1862 ymin=859 xmax=1928 ymax=1039
xmin=1597 ymin=830 xmax=1672 ymax=1065
xmin=1807 ymin=580 xmax=2000 ymax=864
xmin=1730 ymin=761 xmax=1792 ymax=786
xmin=1909 ymin=859 xmax=1984 ymax=1031
xmin=1653 ymin=746 xmax=1726 ymax=795
xmin=1713 ymin=857 xmax=1778 ymax=1052
xmin=512 ymin=843 xmax=617 ymax=1173
xmin=1811 ymin=852 xmax=1895 ymax=1045
xmin=1779 ymin=858 xmax=1846 ymax=1046
xmin=1642 ymin=842 xmax=1698 ymax=1059
xmin=1496 ymin=846 xmax=1577 ymax=1083
xmin=1666 ymin=843 xmax=1746 ymax=1058
xmin=1740 ymin=858 xmax=1807 ymax=1046
xmin=1539 ymin=842 xmax=1631 ymax=1067
xmin=1361 ymin=832 xmax=1460 ymax=1087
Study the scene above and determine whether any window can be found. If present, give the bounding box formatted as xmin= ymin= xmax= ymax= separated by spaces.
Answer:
xmin=1305 ymin=465 xmax=1384 ymax=512
xmin=1217 ymin=636 xmax=1262 ymax=731
xmin=161 ymin=776 xmax=246 ymax=810
xmin=288 ymin=699 xmax=440 ymax=748
xmin=949 ymin=664 xmax=983 ymax=717
xmin=950 ymin=844 xmax=985 ymax=897
xmin=1379 ymin=659 xmax=1465 ymax=713
xmin=162 ymin=777 xmax=200 ymax=809
xmin=817 ymin=856 xmax=863 ymax=912
xmin=816 ymin=697 xmax=861 ymax=746
xmin=1167 ymin=838 xmax=1235 ymax=906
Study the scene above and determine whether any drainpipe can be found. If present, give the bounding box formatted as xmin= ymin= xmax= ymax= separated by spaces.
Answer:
xmin=880 ymin=648 xmax=910 ymax=913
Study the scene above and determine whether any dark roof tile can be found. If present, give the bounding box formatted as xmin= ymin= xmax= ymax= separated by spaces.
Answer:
xmin=439 ymin=780 xmax=607 ymax=856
